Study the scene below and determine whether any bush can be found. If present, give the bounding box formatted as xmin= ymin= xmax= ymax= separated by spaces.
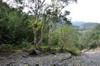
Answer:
xmin=0 ymin=44 xmax=13 ymax=51
xmin=66 ymin=47 xmax=81 ymax=56
xmin=0 ymin=3 xmax=34 ymax=45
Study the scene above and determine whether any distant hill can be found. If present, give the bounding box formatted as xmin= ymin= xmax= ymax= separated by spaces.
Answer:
xmin=72 ymin=21 xmax=99 ymax=30
xmin=72 ymin=21 xmax=85 ymax=27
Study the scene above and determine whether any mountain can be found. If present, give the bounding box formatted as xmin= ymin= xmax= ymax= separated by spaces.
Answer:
xmin=72 ymin=21 xmax=99 ymax=30
xmin=72 ymin=21 xmax=85 ymax=27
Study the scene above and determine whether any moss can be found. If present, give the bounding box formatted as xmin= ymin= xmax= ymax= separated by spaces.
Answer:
xmin=66 ymin=47 xmax=81 ymax=56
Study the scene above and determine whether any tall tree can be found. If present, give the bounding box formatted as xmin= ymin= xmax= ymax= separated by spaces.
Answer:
xmin=2 ymin=0 xmax=77 ymax=46
xmin=3 ymin=0 xmax=77 ymax=24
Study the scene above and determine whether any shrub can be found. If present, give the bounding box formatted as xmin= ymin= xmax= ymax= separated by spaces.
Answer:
xmin=0 ymin=44 xmax=13 ymax=51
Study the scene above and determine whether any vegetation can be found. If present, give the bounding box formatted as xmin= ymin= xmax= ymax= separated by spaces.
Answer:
xmin=0 ymin=0 xmax=100 ymax=56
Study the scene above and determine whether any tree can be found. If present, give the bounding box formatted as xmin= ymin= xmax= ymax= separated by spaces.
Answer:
xmin=2 ymin=0 xmax=77 ymax=47
xmin=4 ymin=0 xmax=77 ymax=25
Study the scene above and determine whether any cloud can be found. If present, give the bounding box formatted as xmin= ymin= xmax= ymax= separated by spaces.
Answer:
xmin=69 ymin=0 xmax=100 ymax=23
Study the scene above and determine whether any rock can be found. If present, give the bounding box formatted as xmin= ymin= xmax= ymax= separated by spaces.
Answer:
xmin=35 ymin=64 xmax=39 ymax=66
xmin=6 ymin=62 xmax=16 ymax=66
xmin=1 ymin=52 xmax=100 ymax=66
xmin=29 ymin=49 xmax=41 ymax=56
xmin=19 ymin=63 xmax=30 ymax=66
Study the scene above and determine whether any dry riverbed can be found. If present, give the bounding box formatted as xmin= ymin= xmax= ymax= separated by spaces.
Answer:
xmin=0 ymin=49 xmax=100 ymax=66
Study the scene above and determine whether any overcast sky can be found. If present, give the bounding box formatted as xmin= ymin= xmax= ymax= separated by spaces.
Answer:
xmin=69 ymin=0 xmax=100 ymax=23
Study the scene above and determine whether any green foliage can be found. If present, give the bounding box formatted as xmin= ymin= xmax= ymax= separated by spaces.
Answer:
xmin=40 ymin=25 xmax=81 ymax=55
xmin=74 ymin=24 xmax=100 ymax=50
xmin=0 ymin=44 xmax=13 ymax=51
xmin=0 ymin=2 xmax=34 ymax=45
xmin=66 ymin=47 xmax=81 ymax=56
xmin=0 ymin=1 xmax=82 ymax=55
xmin=50 ymin=25 xmax=77 ymax=48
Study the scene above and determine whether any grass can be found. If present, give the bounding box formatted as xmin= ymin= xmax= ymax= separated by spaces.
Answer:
xmin=39 ymin=45 xmax=81 ymax=55
xmin=0 ymin=44 xmax=81 ymax=56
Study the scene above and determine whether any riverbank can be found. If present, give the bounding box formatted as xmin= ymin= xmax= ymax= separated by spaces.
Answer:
xmin=0 ymin=49 xmax=100 ymax=66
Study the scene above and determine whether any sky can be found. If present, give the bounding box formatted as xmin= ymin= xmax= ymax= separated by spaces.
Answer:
xmin=69 ymin=0 xmax=100 ymax=23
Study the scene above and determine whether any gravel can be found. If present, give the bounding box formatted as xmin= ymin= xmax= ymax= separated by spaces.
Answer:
xmin=0 ymin=51 xmax=100 ymax=66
